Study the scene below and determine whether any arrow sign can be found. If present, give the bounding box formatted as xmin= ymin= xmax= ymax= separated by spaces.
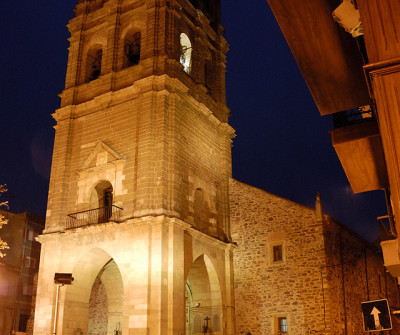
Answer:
xmin=361 ymin=299 xmax=392 ymax=332
xmin=370 ymin=307 xmax=381 ymax=329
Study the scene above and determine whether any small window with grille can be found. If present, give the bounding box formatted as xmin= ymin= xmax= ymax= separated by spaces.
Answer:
xmin=278 ymin=317 xmax=288 ymax=333
xmin=268 ymin=240 xmax=285 ymax=265
xmin=273 ymin=245 xmax=283 ymax=262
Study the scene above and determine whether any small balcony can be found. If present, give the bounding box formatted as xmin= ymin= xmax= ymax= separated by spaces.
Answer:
xmin=330 ymin=107 xmax=388 ymax=193
xmin=381 ymin=238 xmax=400 ymax=277
xmin=66 ymin=205 xmax=123 ymax=230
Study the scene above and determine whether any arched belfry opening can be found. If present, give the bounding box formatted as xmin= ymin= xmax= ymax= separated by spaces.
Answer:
xmin=123 ymin=30 xmax=141 ymax=68
xmin=63 ymin=249 xmax=124 ymax=335
xmin=187 ymin=0 xmax=221 ymax=31
xmin=90 ymin=181 xmax=113 ymax=223
xmin=185 ymin=255 xmax=222 ymax=335
xmin=180 ymin=33 xmax=192 ymax=74
xmin=86 ymin=44 xmax=103 ymax=82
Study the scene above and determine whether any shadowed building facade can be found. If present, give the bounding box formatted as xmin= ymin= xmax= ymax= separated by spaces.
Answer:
xmin=0 ymin=211 xmax=44 ymax=335
xmin=33 ymin=1 xmax=235 ymax=335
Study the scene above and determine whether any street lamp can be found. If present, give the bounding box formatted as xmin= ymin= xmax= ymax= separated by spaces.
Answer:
xmin=53 ymin=273 xmax=74 ymax=335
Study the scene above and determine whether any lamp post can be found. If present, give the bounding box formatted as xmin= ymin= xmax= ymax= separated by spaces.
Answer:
xmin=53 ymin=273 xmax=74 ymax=335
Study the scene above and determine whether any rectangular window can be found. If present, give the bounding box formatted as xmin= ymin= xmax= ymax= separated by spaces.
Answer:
xmin=25 ymin=228 xmax=39 ymax=241
xmin=24 ymin=257 xmax=36 ymax=269
xmin=25 ymin=228 xmax=34 ymax=241
xmin=268 ymin=240 xmax=286 ymax=265
xmin=273 ymin=245 xmax=283 ymax=262
xmin=18 ymin=314 xmax=29 ymax=332
xmin=278 ymin=317 xmax=288 ymax=333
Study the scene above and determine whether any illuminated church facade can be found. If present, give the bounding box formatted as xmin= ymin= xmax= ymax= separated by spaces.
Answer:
xmin=32 ymin=1 xmax=400 ymax=335
xmin=33 ymin=1 xmax=235 ymax=335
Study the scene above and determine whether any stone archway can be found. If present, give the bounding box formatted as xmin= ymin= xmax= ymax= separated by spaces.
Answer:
xmin=88 ymin=259 xmax=123 ymax=335
xmin=62 ymin=248 xmax=124 ymax=335
xmin=185 ymin=255 xmax=222 ymax=335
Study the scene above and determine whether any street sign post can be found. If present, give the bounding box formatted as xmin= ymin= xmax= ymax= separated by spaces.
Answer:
xmin=361 ymin=299 xmax=392 ymax=332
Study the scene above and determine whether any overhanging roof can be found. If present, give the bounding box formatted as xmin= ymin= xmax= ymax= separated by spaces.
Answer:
xmin=266 ymin=0 xmax=371 ymax=115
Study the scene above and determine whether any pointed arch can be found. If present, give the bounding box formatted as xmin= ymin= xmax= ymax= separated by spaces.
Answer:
xmin=88 ymin=259 xmax=123 ymax=335
xmin=185 ymin=254 xmax=222 ymax=335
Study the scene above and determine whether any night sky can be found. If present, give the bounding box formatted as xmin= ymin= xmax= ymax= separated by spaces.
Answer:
xmin=0 ymin=0 xmax=387 ymax=241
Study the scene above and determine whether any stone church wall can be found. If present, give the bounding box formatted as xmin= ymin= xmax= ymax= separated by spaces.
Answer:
xmin=230 ymin=178 xmax=400 ymax=335
xmin=322 ymin=218 xmax=400 ymax=334
xmin=88 ymin=276 xmax=108 ymax=335
xmin=230 ymin=179 xmax=327 ymax=334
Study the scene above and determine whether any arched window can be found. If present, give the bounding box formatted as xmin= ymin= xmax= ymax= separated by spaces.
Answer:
xmin=86 ymin=45 xmax=103 ymax=82
xmin=124 ymin=31 xmax=141 ymax=68
xmin=180 ymin=33 xmax=192 ymax=74
xmin=90 ymin=181 xmax=113 ymax=223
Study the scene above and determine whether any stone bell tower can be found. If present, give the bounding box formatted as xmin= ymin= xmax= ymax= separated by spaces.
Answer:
xmin=34 ymin=1 xmax=235 ymax=335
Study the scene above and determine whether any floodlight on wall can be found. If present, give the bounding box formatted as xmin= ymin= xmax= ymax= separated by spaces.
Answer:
xmin=53 ymin=273 xmax=74 ymax=335
xmin=332 ymin=0 xmax=363 ymax=37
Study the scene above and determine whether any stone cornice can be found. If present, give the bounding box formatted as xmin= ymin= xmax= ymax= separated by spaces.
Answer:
xmin=53 ymin=75 xmax=232 ymax=135
xmin=40 ymin=215 xmax=235 ymax=250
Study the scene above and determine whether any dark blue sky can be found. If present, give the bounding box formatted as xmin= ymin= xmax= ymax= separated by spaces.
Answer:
xmin=0 ymin=0 xmax=387 ymax=241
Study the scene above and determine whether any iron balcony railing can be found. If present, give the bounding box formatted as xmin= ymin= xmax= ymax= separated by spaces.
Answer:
xmin=66 ymin=205 xmax=122 ymax=230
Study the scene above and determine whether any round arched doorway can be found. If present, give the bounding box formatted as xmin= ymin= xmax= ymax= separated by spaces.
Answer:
xmin=62 ymin=248 xmax=124 ymax=335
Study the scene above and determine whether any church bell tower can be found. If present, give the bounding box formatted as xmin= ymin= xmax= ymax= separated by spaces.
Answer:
xmin=34 ymin=1 xmax=235 ymax=335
